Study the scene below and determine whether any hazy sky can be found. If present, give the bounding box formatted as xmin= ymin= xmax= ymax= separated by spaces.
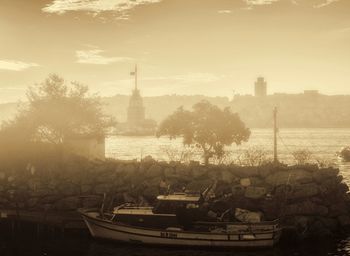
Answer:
xmin=0 ymin=0 xmax=349 ymax=103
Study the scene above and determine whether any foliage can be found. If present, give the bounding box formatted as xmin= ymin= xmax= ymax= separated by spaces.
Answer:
xmin=1 ymin=74 xmax=113 ymax=145
xmin=160 ymin=145 xmax=196 ymax=163
xmin=156 ymin=100 xmax=250 ymax=165
xmin=292 ymin=149 xmax=312 ymax=165
xmin=236 ymin=146 xmax=271 ymax=166
xmin=0 ymin=74 xmax=114 ymax=165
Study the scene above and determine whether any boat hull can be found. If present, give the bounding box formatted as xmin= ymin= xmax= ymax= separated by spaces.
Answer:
xmin=80 ymin=209 xmax=282 ymax=248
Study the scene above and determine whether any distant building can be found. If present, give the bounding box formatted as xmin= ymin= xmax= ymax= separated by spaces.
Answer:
xmin=254 ymin=77 xmax=267 ymax=97
xmin=304 ymin=90 xmax=319 ymax=96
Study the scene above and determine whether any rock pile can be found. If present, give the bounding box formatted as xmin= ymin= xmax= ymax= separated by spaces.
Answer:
xmin=0 ymin=155 xmax=349 ymax=239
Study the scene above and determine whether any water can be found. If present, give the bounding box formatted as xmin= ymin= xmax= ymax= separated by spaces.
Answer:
xmin=106 ymin=128 xmax=350 ymax=181
xmin=2 ymin=236 xmax=350 ymax=256
xmin=2 ymin=128 xmax=350 ymax=256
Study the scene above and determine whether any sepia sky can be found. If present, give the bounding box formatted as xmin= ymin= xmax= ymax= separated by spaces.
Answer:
xmin=0 ymin=0 xmax=350 ymax=103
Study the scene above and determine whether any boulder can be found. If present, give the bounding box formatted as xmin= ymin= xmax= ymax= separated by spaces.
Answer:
xmin=142 ymin=155 xmax=156 ymax=166
xmin=207 ymin=210 xmax=218 ymax=219
xmin=123 ymin=164 xmax=137 ymax=174
xmin=318 ymin=177 xmax=341 ymax=195
xmin=192 ymin=166 xmax=207 ymax=178
xmin=26 ymin=197 xmax=39 ymax=208
xmin=0 ymin=172 xmax=6 ymax=180
xmin=232 ymin=167 xmax=259 ymax=178
xmin=7 ymin=176 xmax=15 ymax=183
xmin=30 ymin=188 xmax=55 ymax=197
xmin=187 ymin=178 xmax=212 ymax=192
xmin=123 ymin=193 xmax=136 ymax=203
xmin=285 ymin=200 xmax=328 ymax=216
xmin=309 ymin=219 xmax=333 ymax=238
xmin=176 ymin=165 xmax=191 ymax=176
xmin=40 ymin=195 xmax=62 ymax=204
xmin=313 ymin=168 xmax=340 ymax=183
xmin=235 ymin=208 xmax=263 ymax=223
xmin=58 ymin=183 xmax=80 ymax=196
xmin=214 ymin=182 xmax=232 ymax=197
xmin=317 ymin=217 xmax=338 ymax=232
xmin=144 ymin=177 xmax=161 ymax=188
xmin=0 ymin=197 xmax=9 ymax=205
xmin=249 ymin=177 xmax=265 ymax=186
xmin=293 ymin=216 xmax=311 ymax=231
xmin=163 ymin=167 xmax=175 ymax=178
xmin=289 ymin=183 xmax=319 ymax=199
xmin=244 ymin=186 xmax=267 ymax=199
xmin=80 ymin=184 xmax=93 ymax=194
xmin=329 ymin=202 xmax=348 ymax=217
xmin=265 ymin=169 xmax=312 ymax=186
xmin=240 ymin=178 xmax=251 ymax=187
xmin=82 ymin=196 xmax=102 ymax=208
xmin=261 ymin=200 xmax=281 ymax=220
xmin=94 ymin=184 xmax=113 ymax=194
xmin=146 ymin=164 xmax=163 ymax=178
xmin=143 ymin=186 xmax=159 ymax=202
xmin=337 ymin=215 xmax=350 ymax=226
xmin=96 ymin=173 xmax=116 ymax=184
xmin=258 ymin=167 xmax=271 ymax=179
xmin=54 ymin=196 xmax=80 ymax=211
xmin=232 ymin=185 xmax=245 ymax=197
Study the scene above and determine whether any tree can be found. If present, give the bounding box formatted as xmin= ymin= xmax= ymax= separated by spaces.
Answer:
xmin=0 ymin=74 xmax=114 ymax=153
xmin=157 ymin=100 xmax=251 ymax=165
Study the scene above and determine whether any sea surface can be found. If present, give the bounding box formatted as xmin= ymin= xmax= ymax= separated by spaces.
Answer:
xmin=2 ymin=128 xmax=350 ymax=256
xmin=106 ymin=128 xmax=350 ymax=182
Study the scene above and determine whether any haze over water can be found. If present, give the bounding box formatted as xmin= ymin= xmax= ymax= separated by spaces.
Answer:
xmin=106 ymin=128 xmax=350 ymax=182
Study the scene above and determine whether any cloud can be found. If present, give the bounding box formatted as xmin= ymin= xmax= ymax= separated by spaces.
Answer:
xmin=42 ymin=0 xmax=162 ymax=16
xmin=76 ymin=49 xmax=133 ymax=64
xmin=0 ymin=59 xmax=39 ymax=71
xmin=314 ymin=0 xmax=339 ymax=8
xmin=244 ymin=0 xmax=280 ymax=6
xmin=217 ymin=10 xmax=232 ymax=14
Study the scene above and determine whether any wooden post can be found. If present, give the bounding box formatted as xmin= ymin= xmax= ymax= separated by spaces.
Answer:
xmin=273 ymin=107 xmax=278 ymax=164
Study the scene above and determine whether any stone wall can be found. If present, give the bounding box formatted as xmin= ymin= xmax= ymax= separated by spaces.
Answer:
xmin=0 ymin=155 xmax=349 ymax=239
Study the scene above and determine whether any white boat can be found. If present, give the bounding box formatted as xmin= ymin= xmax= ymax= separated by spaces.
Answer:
xmin=79 ymin=193 xmax=282 ymax=248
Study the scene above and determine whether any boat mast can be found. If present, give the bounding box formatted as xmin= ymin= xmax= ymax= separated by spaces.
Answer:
xmin=273 ymin=107 xmax=278 ymax=164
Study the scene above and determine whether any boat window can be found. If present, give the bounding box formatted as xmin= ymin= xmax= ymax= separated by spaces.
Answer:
xmin=153 ymin=201 xmax=185 ymax=214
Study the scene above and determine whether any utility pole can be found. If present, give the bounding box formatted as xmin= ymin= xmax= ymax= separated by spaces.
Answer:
xmin=273 ymin=107 xmax=278 ymax=164
xmin=134 ymin=64 xmax=138 ymax=90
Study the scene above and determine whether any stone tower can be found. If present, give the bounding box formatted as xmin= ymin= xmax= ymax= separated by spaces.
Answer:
xmin=127 ymin=65 xmax=145 ymax=126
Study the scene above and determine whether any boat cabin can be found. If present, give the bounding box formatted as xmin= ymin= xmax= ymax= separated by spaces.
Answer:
xmin=153 ymin=194 xmax=202 ymax=214
xmin=112 ymin=193 xmax=203 ymax=229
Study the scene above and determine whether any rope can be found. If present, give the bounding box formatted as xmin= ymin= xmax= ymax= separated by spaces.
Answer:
xmin=277 ymin=132 xmax=294 ymax=156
